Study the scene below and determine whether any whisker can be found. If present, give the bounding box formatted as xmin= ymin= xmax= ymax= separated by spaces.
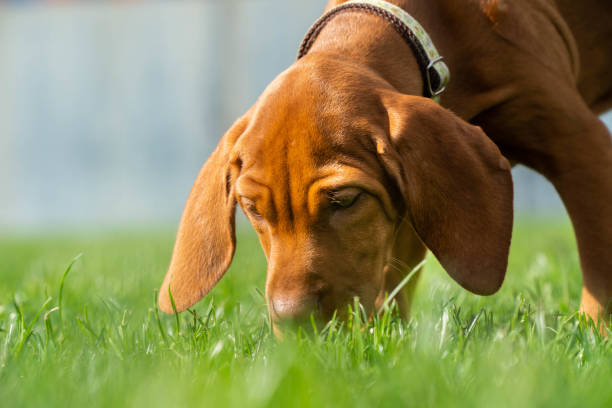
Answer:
xmin=386 ymin=262 xmax=405 ymax=274
xmin=389 ymin=257 xmax=410 ymax=270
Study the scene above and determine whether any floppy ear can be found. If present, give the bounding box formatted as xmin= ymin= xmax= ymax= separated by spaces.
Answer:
xmin=379 ymin=93 xmax=513 ymax=295
xmin=158 ymin=116 xmax=248 ymax=314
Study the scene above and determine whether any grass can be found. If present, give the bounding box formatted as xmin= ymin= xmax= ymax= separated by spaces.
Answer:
xmin=1 ymin=218 xmax=611 ymax=408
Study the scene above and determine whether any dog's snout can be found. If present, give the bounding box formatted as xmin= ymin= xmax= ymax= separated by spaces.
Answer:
xmin=270 ymin=295 xmax=319 ymax=323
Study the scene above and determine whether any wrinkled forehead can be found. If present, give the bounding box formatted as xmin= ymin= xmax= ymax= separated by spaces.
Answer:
xmin=233 ymin=59 xmax=388 ymax=184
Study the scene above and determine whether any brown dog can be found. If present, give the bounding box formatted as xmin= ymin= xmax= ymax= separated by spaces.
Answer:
xmin=159 ymin=0 xmax=612 ymax=327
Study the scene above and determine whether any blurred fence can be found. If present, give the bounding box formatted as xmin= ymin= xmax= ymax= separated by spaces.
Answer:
xmin=0 ymin=0 xmax=610 ymax=230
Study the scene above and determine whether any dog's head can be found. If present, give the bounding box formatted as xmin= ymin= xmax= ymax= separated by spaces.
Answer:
xmin=158 ymin=55 xmax=513 ymax=325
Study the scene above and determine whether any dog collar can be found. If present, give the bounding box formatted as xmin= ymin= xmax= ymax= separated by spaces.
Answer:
xmin=298 ymin=0 xmax=450 ymax=102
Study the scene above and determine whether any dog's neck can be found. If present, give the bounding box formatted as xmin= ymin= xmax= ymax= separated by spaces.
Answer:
xmin=307 ymin=6 xmax=426 ymax=97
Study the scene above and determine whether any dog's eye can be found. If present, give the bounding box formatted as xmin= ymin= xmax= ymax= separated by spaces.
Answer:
xmin=241 ymin=198 xmax=262 ymax=218
xmin=247 ymin=205 xmax=262 ymax=217
xmin=329 ymin=191 xmax=361 ymax=210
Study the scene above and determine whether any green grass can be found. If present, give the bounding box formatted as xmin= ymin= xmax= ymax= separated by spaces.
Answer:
xmin=1 ymin=218 xmax=611 ymax=408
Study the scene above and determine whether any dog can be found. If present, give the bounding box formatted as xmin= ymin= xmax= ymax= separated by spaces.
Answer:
xmin=159 ymin=0 xmax=612 ymax=329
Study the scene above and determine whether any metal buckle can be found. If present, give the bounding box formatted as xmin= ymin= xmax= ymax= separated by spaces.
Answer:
xmin=425 ymin=56 xmax=446 ymax=97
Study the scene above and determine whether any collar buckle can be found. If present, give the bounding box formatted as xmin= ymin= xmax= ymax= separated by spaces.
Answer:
xmin=426 ymin=56 xmax=447 ymax=98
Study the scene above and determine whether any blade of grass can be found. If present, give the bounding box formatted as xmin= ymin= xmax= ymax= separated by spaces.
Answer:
xmin=168 ymin=285 xmax=181 ymax=336
xmin=12 ymin=296 xmax=25 ymax=344
xmin=58 ymin=253 xmax=82 ymax=325
xmin=43 ymin=306 xmax=59 ymax=347
xmin=15 ymin=297 xmax=53 ymax=357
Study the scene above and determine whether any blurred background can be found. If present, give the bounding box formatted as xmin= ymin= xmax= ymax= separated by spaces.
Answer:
xmin=1 ymin=0 xmax=610 ymax=231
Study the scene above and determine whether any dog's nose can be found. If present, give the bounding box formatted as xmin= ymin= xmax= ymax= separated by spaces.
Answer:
xmin=270 ymin=295 xmax=319 ymax=323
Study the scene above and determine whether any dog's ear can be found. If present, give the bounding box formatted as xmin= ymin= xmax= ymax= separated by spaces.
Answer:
xmin=378 ymin=92 xmax=513 ymax=295
xmin=158 ymin=116 xmax=249 ymax=314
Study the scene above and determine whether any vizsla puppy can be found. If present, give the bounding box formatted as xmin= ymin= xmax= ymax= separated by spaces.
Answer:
xmin=159 ymin=0 xmax=612 ymax=328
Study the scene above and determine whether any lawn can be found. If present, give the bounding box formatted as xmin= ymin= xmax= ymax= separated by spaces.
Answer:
xmin=1 ymin=218 xmax=611 ymax=408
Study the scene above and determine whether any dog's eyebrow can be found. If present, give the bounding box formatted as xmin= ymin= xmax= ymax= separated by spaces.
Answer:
xmin=235 ymin=176 xmax=274 ymax=202
xmin=305 ymin=168 xmax=396 ymax=220
xmin=236 ymin=175 xmax=269 ymax=189
xmin=235 ymin=176 xmax=279 ymax=222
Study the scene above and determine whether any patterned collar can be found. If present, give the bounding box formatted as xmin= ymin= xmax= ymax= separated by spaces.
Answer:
xmin=298 ymin=0 xmax=450 ymax=102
